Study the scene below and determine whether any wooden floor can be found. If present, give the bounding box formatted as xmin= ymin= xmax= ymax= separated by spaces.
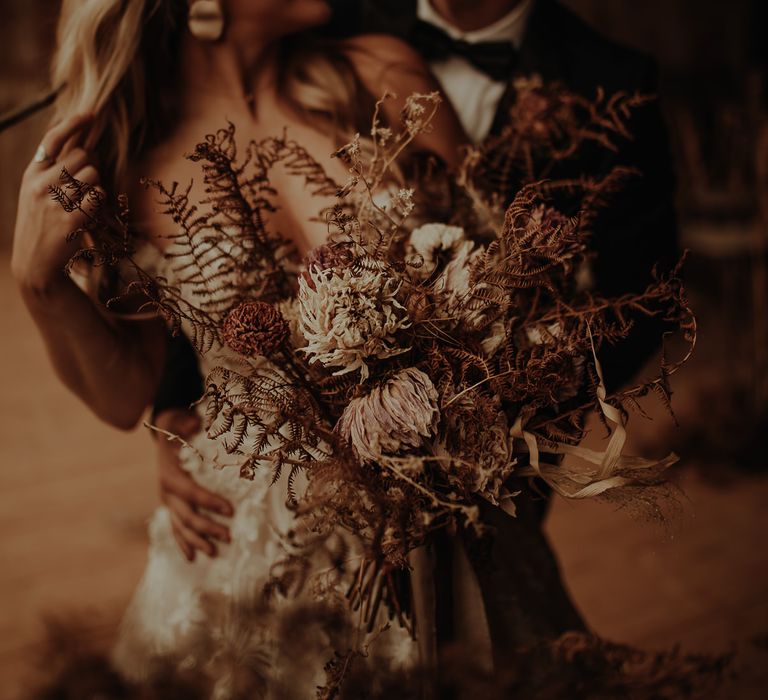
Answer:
xmin=0 ymin=256 xmax=766 ymax=699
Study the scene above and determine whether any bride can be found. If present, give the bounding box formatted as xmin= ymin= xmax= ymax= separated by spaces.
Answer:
xmin=11 ymin=0 xmax=471 ymax=694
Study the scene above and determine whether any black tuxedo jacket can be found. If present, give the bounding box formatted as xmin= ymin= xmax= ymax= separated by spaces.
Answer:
xmin=153 ymin=0 xmax=679 ymax=417
xmin=352 ymin=0 xmax=680 ymax=387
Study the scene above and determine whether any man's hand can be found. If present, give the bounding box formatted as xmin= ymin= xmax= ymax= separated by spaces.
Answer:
xmin=154 ymin=409 xmax=234 ymax=561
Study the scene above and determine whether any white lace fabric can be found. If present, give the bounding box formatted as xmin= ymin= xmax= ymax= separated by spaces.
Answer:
xmin=112 ymin=241 xmax=418 ymax=697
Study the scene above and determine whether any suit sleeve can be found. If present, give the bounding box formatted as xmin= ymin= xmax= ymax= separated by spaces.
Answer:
xmin=151 ymin=331 xmax=205 ymax=421
xmin=591 ymin=60 xmax=680 ymax=392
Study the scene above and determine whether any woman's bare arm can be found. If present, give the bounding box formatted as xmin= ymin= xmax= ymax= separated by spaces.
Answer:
xmin=11 ymin=113 xmax=166 ymax=430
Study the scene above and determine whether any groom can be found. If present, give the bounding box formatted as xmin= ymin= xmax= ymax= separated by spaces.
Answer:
xmin=152 ymin=0 xmax=678 ymax=651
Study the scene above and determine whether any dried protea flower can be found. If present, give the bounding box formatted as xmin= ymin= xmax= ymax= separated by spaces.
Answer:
xmin=337 ymin=367 xmax=439 ymax=462
xmin=298 ymin=267 xmax=411 ymax=381
xmin=222 ymin=301 xmax=290 ymax=358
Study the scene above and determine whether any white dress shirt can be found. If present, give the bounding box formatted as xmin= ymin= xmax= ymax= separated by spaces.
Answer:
xmin=416 ymin=0 xmax=534 ymax=143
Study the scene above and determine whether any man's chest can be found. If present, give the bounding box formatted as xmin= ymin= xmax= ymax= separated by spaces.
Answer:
xmin=428 ymin=58 xmax=508 ymax=144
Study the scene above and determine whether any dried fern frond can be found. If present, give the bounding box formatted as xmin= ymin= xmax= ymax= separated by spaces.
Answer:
xmin=52 ymin=81 xmax=694 ymax=604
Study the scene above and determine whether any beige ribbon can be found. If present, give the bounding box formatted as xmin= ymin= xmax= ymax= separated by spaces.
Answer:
xmin=511 ymin=323 xmax=678 ymax=499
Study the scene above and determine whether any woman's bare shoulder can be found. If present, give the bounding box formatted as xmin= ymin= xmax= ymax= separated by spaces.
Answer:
xmin=341 ymin=33 xmax=433 ymax=87
xmin=343 ymin=33 xmax=426 ymax=64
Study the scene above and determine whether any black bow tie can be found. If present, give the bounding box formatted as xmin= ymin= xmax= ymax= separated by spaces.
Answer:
xmin=410 ymin=20 xmax=519 ymax=82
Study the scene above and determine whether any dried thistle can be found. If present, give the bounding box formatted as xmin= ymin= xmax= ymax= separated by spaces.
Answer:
xmin=222 ymin=300 xmax=290 ymax=358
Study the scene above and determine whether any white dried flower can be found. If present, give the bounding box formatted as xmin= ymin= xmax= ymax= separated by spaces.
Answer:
xmin=394 ymin=187 xmax=415 ymax=217
xmin=439 ymin=241 xmax=478 ymax=299
xmin=407 ymin=224 xmax=485 ymax=327
xmin=372 ymin=125 xmax=393 ymax=146
xmin=408 ymin=223 xmax=466 ymax=278
xmin=337 ymin=367 xmax=440 ymax=462
xmin=434 ymin=239 xmax=483 ymax=325
xmin=402 ymin=92 xmax=441 ymax=135
xmin=298 ymin=267 xmax=410 ymax=381
xmin=372 ymin=184 xmax=413 ymax=215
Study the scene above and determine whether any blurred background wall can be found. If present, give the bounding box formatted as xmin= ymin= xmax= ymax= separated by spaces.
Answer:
xmin=566 ymin=0 xmax=764 ymax=234
xmin=0 ymin=1 xmax=58 ymax=250
xmin=557 ymin=0 xmax=768 ymax=463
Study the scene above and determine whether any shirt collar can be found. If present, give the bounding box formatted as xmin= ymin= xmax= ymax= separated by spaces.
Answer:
xmin=416 ymin=0 xmax=535 ymax=47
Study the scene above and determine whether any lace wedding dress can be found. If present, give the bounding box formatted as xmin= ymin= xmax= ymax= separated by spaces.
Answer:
xmin=110 ymin=230 xmax=583 ymax=697
xmin=111 ymin=242 xmax=420 ymax=698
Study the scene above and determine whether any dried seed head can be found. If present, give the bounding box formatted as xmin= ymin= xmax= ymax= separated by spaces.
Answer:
xmin=222 ymin=301 xmax=290 ymax=358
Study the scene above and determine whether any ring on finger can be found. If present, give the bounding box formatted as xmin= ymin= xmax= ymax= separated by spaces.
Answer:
xmin=32 ymin=144 xmax=54 ymax=165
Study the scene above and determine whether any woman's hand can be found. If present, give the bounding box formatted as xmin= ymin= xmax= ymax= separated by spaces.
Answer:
xmin=11 ymin=112 xmax=99 ymax=301
xmin=9 ymin=112 xmax=166 ymax=429
xmin=155 ymin=409 xmax=234 ymax=561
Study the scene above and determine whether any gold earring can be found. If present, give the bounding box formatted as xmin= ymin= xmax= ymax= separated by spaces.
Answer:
xmin=188 ymin=0 xmax=225 ymax=41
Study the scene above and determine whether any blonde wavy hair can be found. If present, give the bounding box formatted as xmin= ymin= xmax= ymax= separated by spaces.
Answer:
xmin=52 ymin=0 xmax=369 ymax=188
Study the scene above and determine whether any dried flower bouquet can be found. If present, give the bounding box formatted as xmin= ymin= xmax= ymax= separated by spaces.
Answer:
xmin=55 ymin=83 xmax=694 ymax=618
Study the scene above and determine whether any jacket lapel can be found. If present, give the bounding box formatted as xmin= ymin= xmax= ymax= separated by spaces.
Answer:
xmin=517 ymin=0 xmax=568 ymax=81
